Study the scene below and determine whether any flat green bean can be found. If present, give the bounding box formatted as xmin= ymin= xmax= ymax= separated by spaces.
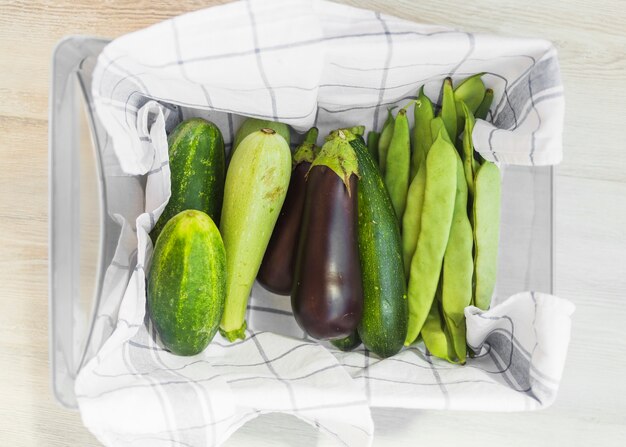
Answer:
xmin=367 ymin=131 xmax=380 ymax=164
xmin=455 ymin=72 xmax=485 ymax=114
xmin=475 ymin=88 xmax=494 ymax=121
xmin=473 ymin=161 xmax=501 ymax=310
xmin=410 ymin=87 xmax=434 ymax=181
xmin=402 ymin=163 xmax=426 ymax=279
xmin=385 ymin=106 xmax=411 ymax=221
xmin=454 ymin=73 xmax=485 ymax=139
xmin=441 ymin=155 xmax=473 ymax=363
xmin=421 ymin=283 xmax=458 ymax=363
xmin=460 ymin=101 xmax=476 ymax=197
xmin=378 ymin=107 xmax=396 ymax=174
xmin=440 ymin=77 xmax=457 ymax=142
xmin=404 ymin=131 xmax=457 ymax=346
xmin=430 ymin=117 xmax=452 ymax=144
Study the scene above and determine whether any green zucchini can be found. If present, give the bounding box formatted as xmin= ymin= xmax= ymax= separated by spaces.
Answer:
xmin=347 ymin=131 xmax=408 ymax=358
xmin=219 ymin=129 xmax=292 ymax=341
xmin=147 ymin=210 xmax=226 ymax=356
xmin=151 ymin=118 xmax=225 ymax=242
xmin=232 ymin=117 xmax=290 ymax=151
xmin=330 ymin=331 xmax=362 ymax=352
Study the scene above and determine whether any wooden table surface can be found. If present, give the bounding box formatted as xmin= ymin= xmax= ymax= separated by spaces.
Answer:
xmin=1 ymin=0 xmax=624 ymax=445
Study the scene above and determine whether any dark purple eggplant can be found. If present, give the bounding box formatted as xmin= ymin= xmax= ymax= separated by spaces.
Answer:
xmin=257 ymin=128 xmax=319 ymax=294
xmin=291 ymin=130 xmax=363 ymax=340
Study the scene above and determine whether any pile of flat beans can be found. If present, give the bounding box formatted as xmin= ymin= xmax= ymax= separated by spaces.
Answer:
xmin=366 ymin=74 xmax=501 ymax=364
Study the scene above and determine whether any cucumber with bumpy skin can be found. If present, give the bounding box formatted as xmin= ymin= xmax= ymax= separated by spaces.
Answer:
xmin=151 ymin=118 xmax=225 ymax=242
xmin=148 ymin=210 xmax=226 ymax=356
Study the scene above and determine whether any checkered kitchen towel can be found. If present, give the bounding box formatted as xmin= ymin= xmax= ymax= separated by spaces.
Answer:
xmin=75 ymin=1 xmax=574 ymax=446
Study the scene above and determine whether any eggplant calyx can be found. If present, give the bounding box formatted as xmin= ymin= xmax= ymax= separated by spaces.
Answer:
xmin=310 ymin=129 xmax=359 ymax=195
xmin=292 ymin=127 xmax=319 ymax=168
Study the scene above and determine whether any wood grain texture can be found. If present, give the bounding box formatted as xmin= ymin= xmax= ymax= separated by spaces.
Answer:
xmin=0 ymin=0 xmax=624 ymax=446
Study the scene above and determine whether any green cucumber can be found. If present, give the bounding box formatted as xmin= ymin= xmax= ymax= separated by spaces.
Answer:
xmin=348 ymin=132 xmax=408 ymax=358
xmin=151 ymin=118 xmax=225 ymax=242
xmin=219 ymin=129 xmax=292 ymax=341
xmin=147 ymin=210 xmax=226 ymax=356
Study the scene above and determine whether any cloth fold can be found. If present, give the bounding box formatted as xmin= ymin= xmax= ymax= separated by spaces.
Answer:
xmin=76 ymin=1 xmax=572 ymax=446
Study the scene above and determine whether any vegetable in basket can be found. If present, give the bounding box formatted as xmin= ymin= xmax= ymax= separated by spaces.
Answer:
xmin=219 ymin=128 xmax=292 ymax=341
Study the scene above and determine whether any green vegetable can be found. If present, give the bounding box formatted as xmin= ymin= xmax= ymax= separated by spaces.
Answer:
xmin=147 ymin=210 xmax=226 ymax=356
xmin=219 ymin=129 xmax=292 ymax=341
xmin=367 ymin=131 xmax=380 ymax=164
xmin=430 ymin=117 xmax=452 ymax=145
xmin=411 ymin=87 xmax=434 ymax=181
xmin=439 ymin=77 xmax=458 ymax=142
xmin=473 ymin=161 xmax=501 ymax=310
xmin=402 ymin=164 xmax=426 ymax=279
xmin=454 ymin=73 xmax=486 ymax=131
xmin=460 ymin=101 xmax=477 ymax=197
xmin=404 ymin=132 xmax=457 ymax=346
xmin=421 ymin=285 xmax=458 ymax=363
xmin=475 ymin=88 xmax=494 ymax=121
xmin=331 ymin=331 xmax=362 ymax=351
xmin=232 ymin=117 xmax=290 ymax=152
xmin=384 ymin=105 xmax=411 ymax=222
xmin=347 ymin=132 xmax=407 ymax=358
xmin=377 ymin=107 xmax=396 ymax=174
xmin=151 ymin=118 xmax=225 ymax=242
xmin=441 ymin=155 xmax=473 ymax=363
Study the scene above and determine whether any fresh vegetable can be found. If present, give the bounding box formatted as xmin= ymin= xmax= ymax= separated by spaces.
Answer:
xmin=257 ymin=128 xmax=319 ymax=295
xmin=384 ymin=105 xmax=411 ymax=222
xmin=441 ymin=155 xmax=473 ymax=363
xmin=292 ymin=130 xmax=363 ymax=340
xmin=219 ymin=129 xmax=292 ymax=341
xmin=147 ymin=210 xmax=226 ymax=356
xmin=331 ymin=331 xmax=362 ymax=351
xmin=475 ymin=88 xmax=494 ymax=121
xmin=151 ymin=118 xmax=225 ymax=242
xmin=377 ymin=108 xmax=396 ymax=174
xmin=232 ymin=117 xmax=290 ymax=152
xmin=421 ymin=285 xmax=458 ymax=363
xmin=346 ymin=131 xmax=407 ymax=358
xmin=411 ymin=87 xmax=434 ymax=181
xmin=460 ymin=101 xmax=477 ymax=196
xmin=405 ymin=131 xmax=457 ymax=346
xmin=473 ymin=161 xmax=501 ymax=310
xmin=440 ymin=77 xmax=458 ymax=142
xmin=454 ymin=73 xmax=486 ymax=131
xmin=454 ymin=73 xmax=486 ymax=113
xmin=367 ymin=131 xmax=380 ymax=163
xmin=402 ymin=164 xmax=426 ymax=279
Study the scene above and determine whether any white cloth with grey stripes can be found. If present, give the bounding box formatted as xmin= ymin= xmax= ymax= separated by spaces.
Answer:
xmin=76 ymin=0 xmax=573 ymax=446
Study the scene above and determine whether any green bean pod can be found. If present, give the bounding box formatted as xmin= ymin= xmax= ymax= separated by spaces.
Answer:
xmin=441 ymin=155 xmax=473 ymax=363
xmin=378 ymin=107 xmax=396 ymax=174
xmin=367 ymin=131 xmax=380 ymax=164
xmin=440 ymin=77 xmax=457 ymax=142
xmin=421 ymin=287 xmax=458 ymax=364
xmin=454 ymin=73 xmax=486 ymax=131
xmin=475 ymin=88 xmax=494 ymax=121
xmin=410 ymin=87 xmax=434 ymax=181
xmin=404 ymin=132 xmax=457 ymax=346
xmin=473 ymin=161 xmax=501 ymax=310
xmin=384 ymin=106 xmax=411 ymax=221
xmin=460 ymin=101 xmax=476 ymax=197
xmin=402 ymin=163 xmax=426 ymax=279
xmin=430 ymin=117 xmax=452 ymax=145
